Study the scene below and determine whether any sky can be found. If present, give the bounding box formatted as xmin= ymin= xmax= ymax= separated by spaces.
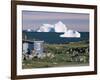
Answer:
xmin=22 ymin=11 xmax=89 ymax=32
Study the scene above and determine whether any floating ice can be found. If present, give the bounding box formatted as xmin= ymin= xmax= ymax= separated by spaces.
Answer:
xmin=60 ymin=30 xmax=80 ymax=38
xmin=54 ymin=21 xmax=67 ymax=33
xmin=37 ymin=24 xmax=54 ymax=32
xmin=37 ymin=21 xmax=67 ymax=33
xmin=36 ymin=21 xmax=81 ymax=38
xmin=27 ymin=29 xmax=32 ymax=32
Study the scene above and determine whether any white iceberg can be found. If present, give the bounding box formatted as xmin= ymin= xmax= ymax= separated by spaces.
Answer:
xmin=36 ymin=21 xmax=81 ymax=38
xmin=37 ymin=24 xmax=54 ymax=32
xmin=60 ymin=30 xmax=80 ymax=38
xmin=54 ymin=21 xmax=67 ymax=33
xmin=27 ymin=29 xmax=32 ymax=32
xmin=37 ymin=21 xmax=67 ymax=33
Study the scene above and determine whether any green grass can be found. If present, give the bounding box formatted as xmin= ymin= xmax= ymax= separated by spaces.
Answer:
xmin=45 ymin=41 xmax=88 ymax=48
xmin=22 ymin=41 xmax=89 ymax=69
xmin=22 ymin=59 xmax=89 ymax=69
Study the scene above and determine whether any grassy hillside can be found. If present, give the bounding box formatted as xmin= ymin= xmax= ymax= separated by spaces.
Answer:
xmin=22 ymin=41 xmax=89 ymax=69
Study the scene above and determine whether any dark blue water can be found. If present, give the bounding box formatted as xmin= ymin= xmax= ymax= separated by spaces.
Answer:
xmin=23 ymin=31 xmax=89 ymax=44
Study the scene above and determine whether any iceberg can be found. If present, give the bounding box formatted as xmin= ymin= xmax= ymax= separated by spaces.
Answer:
xmin=37 ymin=21 xmax=67 ymax=33
xmin=36 ymin=21 xmax=81 ymax=38
xmin=60 ymin=30 xmax=80 ymax=38
xmin=54 ymin=21 xmax=67 ymax=33
xmin=37 ymin=24 xmax=54 ymax=32
xmin=27 ymin=29 xmax=32 ymax=32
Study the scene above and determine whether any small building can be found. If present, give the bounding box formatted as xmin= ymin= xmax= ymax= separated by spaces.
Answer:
xmin=22 ymin=40 xmax=44 ymax=58
xmin=22 ymin=40 xmax=34 ymax=55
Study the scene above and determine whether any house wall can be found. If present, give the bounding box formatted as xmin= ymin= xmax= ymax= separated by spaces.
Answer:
xmin=23 ymin=42 xmax=28 ymax=54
